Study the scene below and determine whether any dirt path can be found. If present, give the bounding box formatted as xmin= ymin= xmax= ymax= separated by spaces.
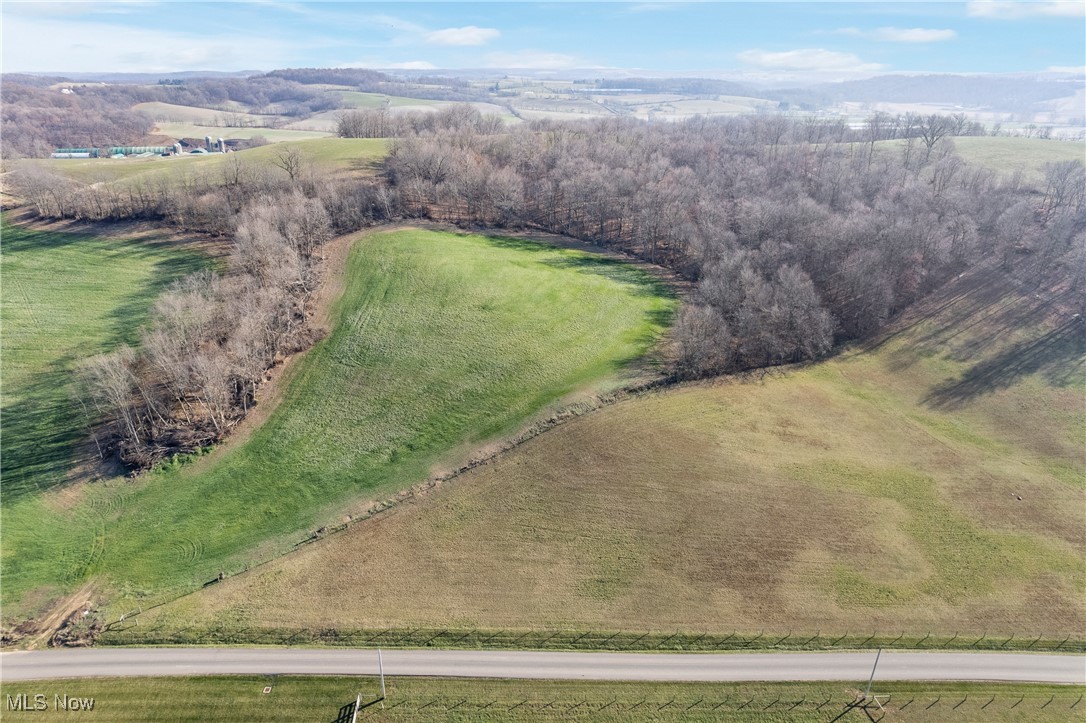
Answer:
xmin=180 ymin=228 xmax=356 ymax=465
xmin=20 ymin=581 xmax=97 ymax=650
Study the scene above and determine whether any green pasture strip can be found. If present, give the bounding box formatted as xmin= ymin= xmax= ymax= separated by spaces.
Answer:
xmin=0 ymin=677 xmax=1079 ymax=722
xmin=0 ymin=217 xmax=206 ymax=502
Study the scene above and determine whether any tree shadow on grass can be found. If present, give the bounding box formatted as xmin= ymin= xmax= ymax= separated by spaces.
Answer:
xmin=924 ymin=318 xmax=1085 ymax=410
xmin=1 ymin=356 xmax=89 ymax=505
xmin=477 ymin=234 xmax=678 ymax=301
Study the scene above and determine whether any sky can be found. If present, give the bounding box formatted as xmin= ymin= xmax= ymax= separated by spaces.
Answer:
xmin=2 ymin=1 xmax=1084 ymax=81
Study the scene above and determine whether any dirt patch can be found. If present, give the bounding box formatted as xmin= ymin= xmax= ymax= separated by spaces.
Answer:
xmin=14 ymin=581 xmax=98 ymax=650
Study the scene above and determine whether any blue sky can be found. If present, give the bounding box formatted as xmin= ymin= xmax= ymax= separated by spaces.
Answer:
xmin=2 ymin=1 xmax=1083 ymax=80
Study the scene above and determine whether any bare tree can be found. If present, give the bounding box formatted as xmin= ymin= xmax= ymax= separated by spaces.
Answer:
xmin=272 ymin=146 xmax=306 ymax=183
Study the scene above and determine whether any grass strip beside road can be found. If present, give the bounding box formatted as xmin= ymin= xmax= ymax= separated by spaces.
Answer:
xmin=0 ymin=677 xmax=1080 ymax=722
xmin=99 ymin=625 xmax=1086 ymax=654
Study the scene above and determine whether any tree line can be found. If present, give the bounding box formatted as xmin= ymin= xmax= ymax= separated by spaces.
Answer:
xmin=78 ymin=190 xmax=338 ymax=469
xmin=13 ymin=152 xmax=397 ymax=470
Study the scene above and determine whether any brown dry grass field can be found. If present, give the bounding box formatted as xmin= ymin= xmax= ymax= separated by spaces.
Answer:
xmin=138 ymin=263 xmax=1085 ymax=641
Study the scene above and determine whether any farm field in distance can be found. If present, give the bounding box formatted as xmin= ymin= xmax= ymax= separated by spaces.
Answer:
xmin=873 ymin=136 xmax=1085 ymax=183
xmin=0 ymin=228 xmax=675 ymax=622
xmin=143 ymin=261 xmax=1084 ymax=642
xmin=949 ymin=136 xmax=1086 ymax=182
xmin=0 ymin=677 xmax=1079 ymax=722
xmin=10 ymin=137 xmax=390 ymax=186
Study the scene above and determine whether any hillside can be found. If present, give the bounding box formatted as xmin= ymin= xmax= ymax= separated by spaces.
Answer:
xmin=1 ymin=228 xmax=674 ymax=624
xmin=138 ymin=262 xmax=1084 ymax=641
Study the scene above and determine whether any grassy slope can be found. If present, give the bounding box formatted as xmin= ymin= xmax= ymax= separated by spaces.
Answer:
xmin=15 ymin=138 xmax=389 ymax=185
xmin=1 ymin=229 xmax=673 ymax=617
xmin=0 ymin=677 xmax=1079 ymax=722
xmin=951 ymin=136 xmax=1084 ymax=182
xmin=0 ymin=218 xmax=207 ymax=615
xmin=149 ymin=264 xmax=1084 ymax=639
xmin=0 ymin=220 xmax=207 ymax=499
xmin=133 ymin=101 xmax=282 ymax=126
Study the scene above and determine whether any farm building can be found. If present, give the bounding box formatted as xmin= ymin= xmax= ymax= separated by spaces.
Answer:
xmin=108 ymin=146 xmax=171 ymax=157
xmin=51 ymin=148 xmax=100 ymax=159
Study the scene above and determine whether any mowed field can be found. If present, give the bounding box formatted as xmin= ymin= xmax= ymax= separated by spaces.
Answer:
xmin=1 ymin=229 xmax=674 ymax=619
xmin=147 ymin=263 xmax=1085 ymax=639
xmin=0 ymin=677 xmax=1078 ymax=722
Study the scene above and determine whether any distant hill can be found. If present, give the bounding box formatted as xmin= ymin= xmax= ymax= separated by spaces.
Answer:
xmin=805 ymin=74 xmax=1082 ymax=111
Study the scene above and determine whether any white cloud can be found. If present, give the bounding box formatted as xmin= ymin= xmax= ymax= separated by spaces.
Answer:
xmin=382 ymin=60 xmax=438 ymax=70
xmin=1044 ymin=65 xmax=1086 ymax=74
xmin=837 ymin=26 xmax=957 ymax=42
xmin=424 ymin=26 xmax=500 ymax=46
xmin=967 ymin=1 xmax=1085 ymax=19
xmin=738 ymin=48 xmax=885 ymax=74
xmin=0 ymin=16 xmax=294 ymax=72
xmin=484 ymin=50 xmax=579 ymax=69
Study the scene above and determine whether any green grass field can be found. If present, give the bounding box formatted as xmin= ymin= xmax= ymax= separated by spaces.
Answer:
xmin=950 ymin=136 xmax=1084 ymax=182
xmin=0 ymin=677 xmax=1079 ymax=722
xmin=144 ymin=263 xmax=1084 ymax=642
xmin=14 ymin=138 xmax=389 ymax=186
xmin=1 ymin=229 xmax=674 ymax=620
xmin=336 ymin=91 xmax=447 ymax=109
xmin=0 ymin=218 xmax=207 ymax=617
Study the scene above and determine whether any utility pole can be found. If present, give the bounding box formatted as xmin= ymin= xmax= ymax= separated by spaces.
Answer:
xmin=864 ymin=647 xmax=882 ymax=700
xmin=378 ymin=647 xmax=386 ymax=707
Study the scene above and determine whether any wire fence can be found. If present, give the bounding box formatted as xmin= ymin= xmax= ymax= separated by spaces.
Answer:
xmin=98 ymin=624 xmax=1086 ymax=654
xmin=344 ymin=692 xmax=1085 ymax=720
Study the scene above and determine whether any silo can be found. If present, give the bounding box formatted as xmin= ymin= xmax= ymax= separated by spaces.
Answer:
xmin=204 ymin=135 xmax=212 ymax=151
xmin=217 ymin=138 xmax=225 ymax=153
xmin=173 ymin=143 xmax=182 ymax=155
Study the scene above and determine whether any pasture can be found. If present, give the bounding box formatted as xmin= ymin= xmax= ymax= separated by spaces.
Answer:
xmin=145 ymin=263 xmax=1084 ymax=641
xmin=950 ymin=136 xmax=1085 ymax=182
xmin=0 ymin=678 xmax=1077 ymax=722
xmin=133 ymin=101 xmax=283 ymax=128
xmin=1 ymin=229 xmax=674 ymax=618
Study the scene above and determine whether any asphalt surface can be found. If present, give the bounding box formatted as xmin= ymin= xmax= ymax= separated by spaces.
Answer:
xmin=2 ymin=648 xmax=1084 ymax=684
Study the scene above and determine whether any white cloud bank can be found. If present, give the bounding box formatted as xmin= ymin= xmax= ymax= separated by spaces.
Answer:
xmin=484 ymin=50 xmax=579 ymax=69
xmin=738 ymin=48 xmax=885 ymax=75
xmin=0 ymin=16 xmax=295 ymax=72
xmin=837 ymin=27 xmax=958 ymax=42
xmin=424 ymin=26 xmax=500 ymax=46
xmin=967 ymin=1 xmax=1085 ymax=19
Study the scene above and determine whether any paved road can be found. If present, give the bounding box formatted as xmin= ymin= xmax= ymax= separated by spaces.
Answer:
xmin=2 ymin=649 xmax=1083 ymax=684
